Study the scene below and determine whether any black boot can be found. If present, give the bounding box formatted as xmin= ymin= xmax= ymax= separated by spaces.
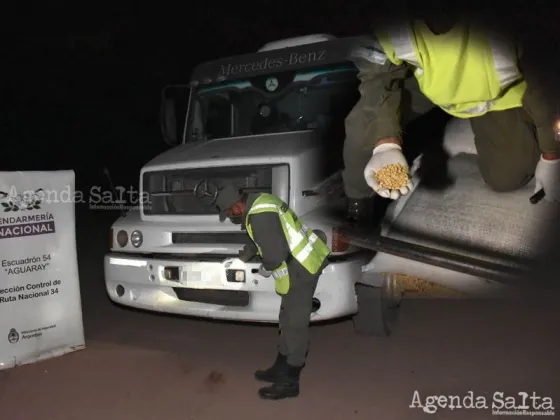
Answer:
xmin=258 ymin=364 xmax=302 ymax=400
xmin=254 ymin=353 xmax=288 ymax=383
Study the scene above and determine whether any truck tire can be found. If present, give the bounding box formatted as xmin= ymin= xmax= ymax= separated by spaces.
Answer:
xmin=353 ymin=279 xmax=401 ymax=337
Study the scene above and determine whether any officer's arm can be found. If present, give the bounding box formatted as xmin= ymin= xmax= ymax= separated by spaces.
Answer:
xmin=354 ymin=55 xmax=408 ymax=150
xmin=517 ymin=43 xmax=560 ymax=156
xmin=248 ymin=213 xmax=290 ymax=271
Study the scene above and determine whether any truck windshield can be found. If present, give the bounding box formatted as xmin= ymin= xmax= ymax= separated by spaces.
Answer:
xmin=186 ymin=64 xmax=359 ymax=142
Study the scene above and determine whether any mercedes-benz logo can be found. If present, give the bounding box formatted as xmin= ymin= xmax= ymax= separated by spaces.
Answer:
xmin=193 ymin=180 xmax=219 ymax=205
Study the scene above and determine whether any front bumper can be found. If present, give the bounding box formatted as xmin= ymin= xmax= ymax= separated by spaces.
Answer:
xmin=104 ymin=253 xmax=366 ymax=323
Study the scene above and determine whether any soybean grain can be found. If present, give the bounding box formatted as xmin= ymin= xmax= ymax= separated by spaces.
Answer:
xmin=374 ymin=163 xmax=409 ymax=190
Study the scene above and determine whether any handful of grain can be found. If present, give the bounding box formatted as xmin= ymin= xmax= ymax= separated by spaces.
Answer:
xmin=374 ymin=163 xmax=409 ymax=189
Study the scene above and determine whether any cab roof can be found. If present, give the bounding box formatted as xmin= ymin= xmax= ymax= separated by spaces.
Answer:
xmin=258 ymin=34 xmax=337 ymax=51
xmin=189 ymin=34 xmax=367 ymax=87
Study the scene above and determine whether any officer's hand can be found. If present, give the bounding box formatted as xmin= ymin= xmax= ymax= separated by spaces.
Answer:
xmin=258 ymin=264 xmax=272 ymax=278
xmin=534 ymin=156 xmax=560 ymax=202
xmin=237 ymin=242 xmax=257 ymax=263
xmin=364 ymin=143 xmax=413 ymax=200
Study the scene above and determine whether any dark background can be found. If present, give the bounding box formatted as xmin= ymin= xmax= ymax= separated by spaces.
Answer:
xmin=3 ymin=2 xmax=559 ymax=194
xmin=2 ymin=3 xmax=375 ymax=193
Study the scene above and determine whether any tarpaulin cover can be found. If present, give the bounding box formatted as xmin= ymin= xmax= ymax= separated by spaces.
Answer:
xmin=369 ymin=120 xmax=560 ymax=296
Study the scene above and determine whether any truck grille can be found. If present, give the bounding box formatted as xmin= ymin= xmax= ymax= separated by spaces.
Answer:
xmin=142 ymin=165 xmax=274 ymax=215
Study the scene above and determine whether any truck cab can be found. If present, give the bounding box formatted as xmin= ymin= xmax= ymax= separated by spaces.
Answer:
xmin=104 ymin=34 xmax=374 ymax=323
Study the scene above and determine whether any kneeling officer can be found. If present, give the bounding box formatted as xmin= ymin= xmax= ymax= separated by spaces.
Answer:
xmin=215 ymin=184 xmax=330 ymax=400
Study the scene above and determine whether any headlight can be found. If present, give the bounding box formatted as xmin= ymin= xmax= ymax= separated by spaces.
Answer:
xmin=553 ymin=119 xmax=560 ymax=143
xmin=130 ymin=230 xmax=143 ymax=248
xmin=116 ymin=230 xmax=128 ymax=247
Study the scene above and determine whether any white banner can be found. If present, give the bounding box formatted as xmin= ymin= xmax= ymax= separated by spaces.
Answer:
xmin=0 ymin=171 xmax=85 ymax=370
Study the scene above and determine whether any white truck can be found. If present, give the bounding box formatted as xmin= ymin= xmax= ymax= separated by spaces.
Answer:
xmin=104 ymin=34 xmax=375 ymax=326
xmin=104 ymin=34 xmax=542 ymax=336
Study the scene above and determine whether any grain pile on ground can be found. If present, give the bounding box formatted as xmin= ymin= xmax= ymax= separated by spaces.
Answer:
xmin=374 ymin=164 xmax=409 ymax=189
xmin=393 ymin=274 xmax=467 ymax=298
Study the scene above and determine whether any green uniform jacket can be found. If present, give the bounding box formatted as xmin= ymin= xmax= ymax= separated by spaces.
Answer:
xmin=353 ymin=29 xmax=559 ymax=154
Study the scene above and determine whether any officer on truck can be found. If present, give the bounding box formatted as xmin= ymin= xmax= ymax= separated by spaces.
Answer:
xmin=342 ymin=6 xmax=560 ymax=223
xmin=215 ymin=184 xmax=330 ymax=400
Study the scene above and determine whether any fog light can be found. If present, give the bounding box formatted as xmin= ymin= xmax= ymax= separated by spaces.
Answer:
xmin=313 ymin=229 xmax=328 ymax=243
xmin=226 ymin=269 xmax=245 ymax=282
xmin=131 ymin=230 xmax=143 ymax=247
xmin=163 ymin=267 xmax=180 ymax=281
xmin=311 ymin=298 xmax=321 ymax=312
xmin=116 ymin=230 xmax=128 ymax=247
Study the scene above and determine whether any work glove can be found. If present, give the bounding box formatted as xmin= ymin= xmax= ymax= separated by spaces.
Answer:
xmin=364 ymin=143 xmax=413 ymax=200
xmin=534 ymin=156 xmax=560 ymax=202
xmin=258 ymin=264 xmax=272 ymax=278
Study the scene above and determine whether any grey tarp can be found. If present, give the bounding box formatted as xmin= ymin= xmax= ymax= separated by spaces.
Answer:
xmin=366 ymin=119 xmax=560 ymax=297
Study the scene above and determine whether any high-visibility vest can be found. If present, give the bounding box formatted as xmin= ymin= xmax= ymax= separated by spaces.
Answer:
xmin=245 ymin=193 xmax=330 ymax=295
xmin=375 ymin=20 xmax=527 ymax=118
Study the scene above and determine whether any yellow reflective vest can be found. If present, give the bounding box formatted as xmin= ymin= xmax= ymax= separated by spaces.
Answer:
xmin=375 ymin=21 xmax=527 ymax=118
xmin=245 ymin=193 xmax=330 ymax=295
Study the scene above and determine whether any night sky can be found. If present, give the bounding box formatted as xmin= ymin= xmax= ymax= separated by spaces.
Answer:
xmin=3 ymin=2 xmax=559 ymax=193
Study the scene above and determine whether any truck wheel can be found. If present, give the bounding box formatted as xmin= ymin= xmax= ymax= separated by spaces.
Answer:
xmin=353 ymin=274 xmax=402 ymax=337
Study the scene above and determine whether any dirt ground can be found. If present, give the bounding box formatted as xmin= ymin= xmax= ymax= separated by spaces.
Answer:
xmin=1 ymin=209 xmax=558 ymax=420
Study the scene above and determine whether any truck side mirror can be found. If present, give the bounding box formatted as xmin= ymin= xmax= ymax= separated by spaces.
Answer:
xmin=161 ymin=97 xmax=178 ymax=146
xmin=160 ymin=85 xmax=191 ymax=146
